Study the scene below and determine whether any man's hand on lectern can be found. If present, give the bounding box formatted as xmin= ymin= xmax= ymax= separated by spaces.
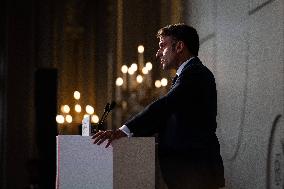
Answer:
xmin=92 ymin=129 xmax=127 ymax=148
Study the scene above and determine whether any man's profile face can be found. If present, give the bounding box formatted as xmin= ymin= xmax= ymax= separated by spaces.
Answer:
xmin=156 ymin=36 xmax=178 ymax=70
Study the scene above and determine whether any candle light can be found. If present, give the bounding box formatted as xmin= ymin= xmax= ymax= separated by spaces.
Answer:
xmin=155 ymin=80 xmax=162 ymax=88
xmin=136 ymin=75 xmax=143 ymax=84
xmin=138 ymin=45 xmax=144 ymax=71
xmin=121 ymin=65 xmax=128 ymax=73
xmin=121 ymin=65 xmax=128 ymax=90
xmin=146 ymin=62 xmax=153 ymax=87
xmin=145 ymin=62 xmax=152 ymax=71
xmin=65 ymin=115 xmax=73 ymax=123
xmin=91 ymin=114 xmax=99 ymax=124
xmin=61 ymin=105 xmax=70 ymax=113
xmin=74 ymin=91 xmax=80 ymax=100
xmin=161 ymin=78 xmax=168 ymax=86
xmin=116 ymin=77 xmax=124 ymax=86
xmin=86 ymin=105 xmax=94 ymax=114
xmin=128 ymin=67 xmax=136 ymax=91
xmin=116 ymin=77 xmax=123 ymax=101
xmin=130 ymin=63 xmax=138 ymax=72
xmin=56 ymin=115 xmax=65 ymax=124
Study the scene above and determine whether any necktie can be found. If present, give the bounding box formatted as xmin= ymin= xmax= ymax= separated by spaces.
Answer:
xmin=171 ymin=75 xmax=178 ymax=87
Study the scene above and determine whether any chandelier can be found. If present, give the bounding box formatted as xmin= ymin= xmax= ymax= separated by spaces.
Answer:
xmin=115 ymin=45 xmax=169 ymax=123
xmin=56 ymin=91 xmax=99 ymax=125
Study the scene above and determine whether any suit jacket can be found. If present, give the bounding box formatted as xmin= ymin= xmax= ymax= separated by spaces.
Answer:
xmin=125 ymin=57 xmax=224 ymax=186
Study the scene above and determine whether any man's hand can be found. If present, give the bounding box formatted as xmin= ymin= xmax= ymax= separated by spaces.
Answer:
xmin=92 ymin=129 xmax=127 ymax=148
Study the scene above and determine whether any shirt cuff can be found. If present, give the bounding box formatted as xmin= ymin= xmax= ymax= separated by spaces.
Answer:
xmin=119 ymin=125 xmax=133 ymax=137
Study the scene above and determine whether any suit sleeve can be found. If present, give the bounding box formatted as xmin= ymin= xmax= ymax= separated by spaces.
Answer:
xmin=125 ymin=69 xmax=205 ymax=137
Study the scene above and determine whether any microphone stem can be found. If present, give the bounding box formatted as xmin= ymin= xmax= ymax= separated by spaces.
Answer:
xmin=101 ymin=111 xmax=110 ymax=124
xmin=95 ymin=110 xmax=110 ymax=132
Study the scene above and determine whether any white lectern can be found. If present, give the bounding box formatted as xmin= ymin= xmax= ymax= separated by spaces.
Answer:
xmin=56 ymin=135 xmax=155 ymax=189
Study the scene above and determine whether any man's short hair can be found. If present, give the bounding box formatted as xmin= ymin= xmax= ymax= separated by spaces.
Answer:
xmin=157 ymin=23 xmax=199 ymax=56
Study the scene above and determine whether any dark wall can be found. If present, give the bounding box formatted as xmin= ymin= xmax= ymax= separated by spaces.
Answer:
xmin=123 ymin=0 xmax=161 ymax=74
xmin=0 ymin=0 xmax=7 ymax=187
xmin=1 ymin=0 xmax=113 ymax=188
xmin=93 ymin=0 xmax=112 ymax=118
xmin=5 ymin=0 xmax=36 ymax=188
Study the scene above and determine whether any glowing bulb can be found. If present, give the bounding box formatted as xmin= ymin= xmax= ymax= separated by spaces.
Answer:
xmin=145 ymin=62 xmax=152 ymax=71
xmin=136 ymin=75 xmax=143 ymax=83
xmin=130 ymin=63 xmax=138 ymax=72
xmin=61 ymin=105 xmax=70 ymax=113
xmin=142 ymin=67 xmax=149 ymax=74
xmin=138 ymin=45 xmax=144 ymax=53
xmin=116 ymin=77 xmax=123 ymax=86
xmin=86 ymin=105 xmax=94 ymax=114
xmin=128 ymin=67 xmax=135 ymax=75
xmin=65 ymin=115 xmax=72 ymax=123
xmin=121 ymin=65 xmax=128 ymax=73
xmin=74 ymin=91 xmax=80 ymax=100
xmin=56 ymin=115 xmax=65 ymax=124
xmin=75 ymin=104 xmax=82 ymax=113
xmin=155 ymin=80 xmax=162 ymax=88
xmin=161 ymin=78 xmax=168 ymax=86
xmin=91 ymin=115 xmax=99 ymax=123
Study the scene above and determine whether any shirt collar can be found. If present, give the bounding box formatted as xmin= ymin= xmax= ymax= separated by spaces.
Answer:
xmin=176 ymin=57 xmax=195 ymax=76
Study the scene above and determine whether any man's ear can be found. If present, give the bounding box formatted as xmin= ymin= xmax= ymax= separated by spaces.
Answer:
xmin=175 ymin=41 xmax=185 ymax=53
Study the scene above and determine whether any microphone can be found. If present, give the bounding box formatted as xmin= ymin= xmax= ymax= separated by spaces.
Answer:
xmin=109 ymin=101 xmax=116 ymax=111
xmin=94 ymin=101 xmax=116 ymax=132
xmin=100 ymin=101 xmax=116 ymax=124
xmin=100 ymin=103 xmax=110 ymax=124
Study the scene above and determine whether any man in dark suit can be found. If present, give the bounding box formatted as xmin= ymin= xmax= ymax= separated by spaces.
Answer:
xmin=93 ymin=23 xmax=225 ymax=189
